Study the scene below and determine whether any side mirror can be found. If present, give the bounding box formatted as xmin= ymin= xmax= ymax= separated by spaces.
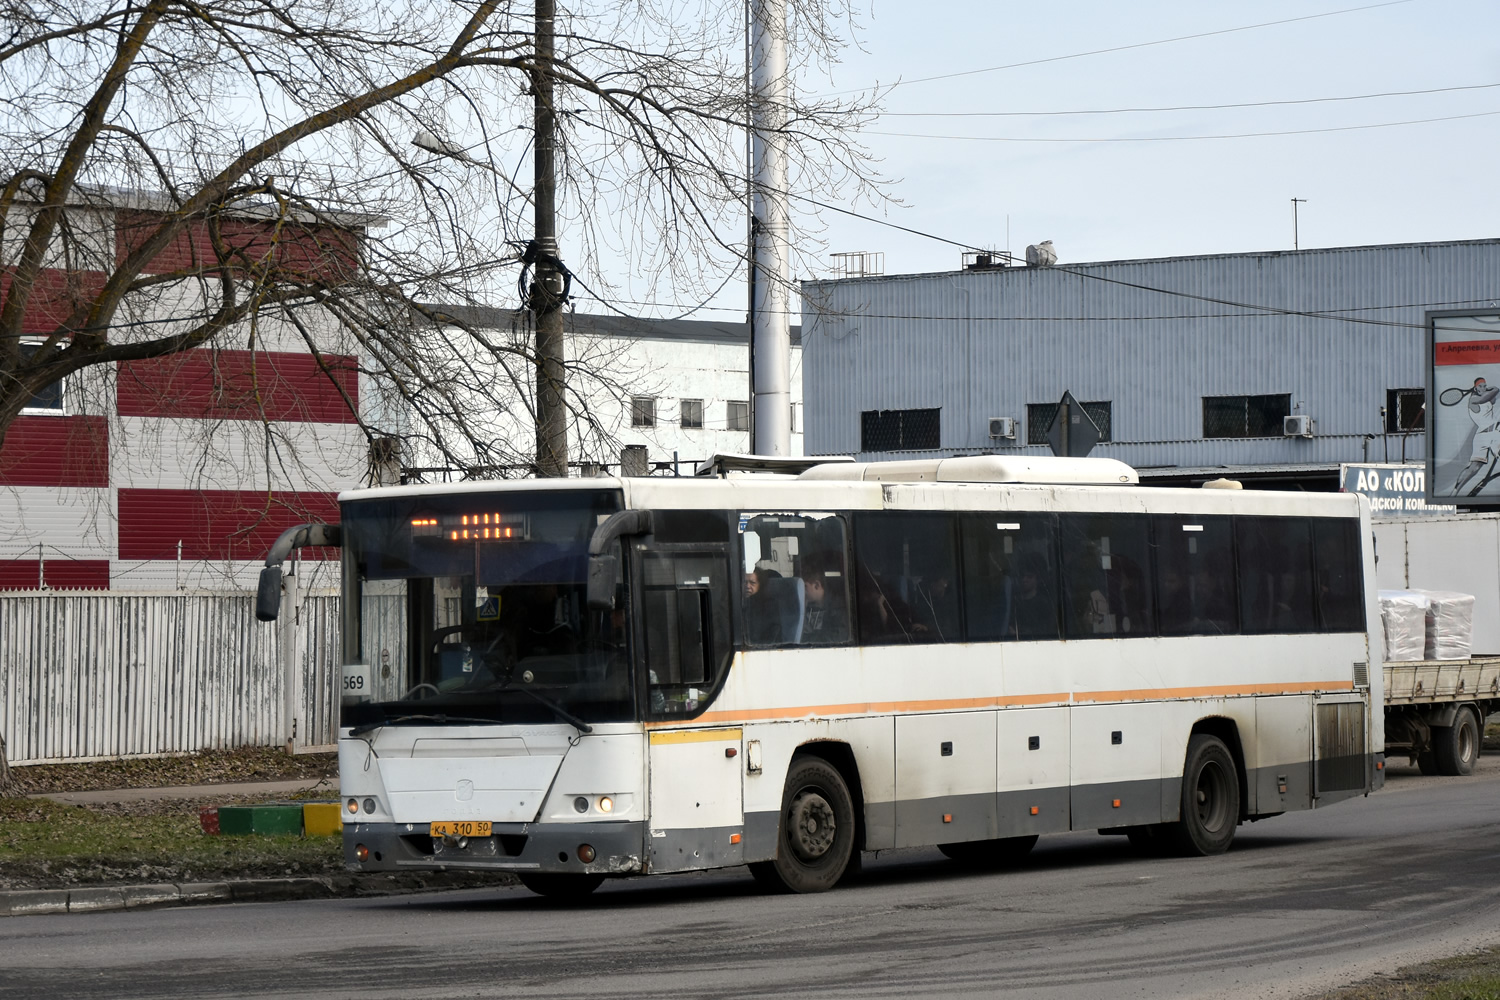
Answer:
xmin=255 ymin=566 xmax=283 ymax=622
xmin=586 ymin=553 xmax=619 ymax=610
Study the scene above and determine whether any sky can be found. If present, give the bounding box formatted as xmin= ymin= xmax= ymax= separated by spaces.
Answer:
xmin=710 ymin=0 xmax=1500 ymax=314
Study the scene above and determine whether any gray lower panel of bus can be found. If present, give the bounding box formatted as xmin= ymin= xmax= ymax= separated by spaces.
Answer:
xmin=648 ymin=826 xmax=745 ymax=873
xmin=343 ymin=755 xmax=1375 ymax=877
xmin=343 ymin=820 xmax=647 ymax=876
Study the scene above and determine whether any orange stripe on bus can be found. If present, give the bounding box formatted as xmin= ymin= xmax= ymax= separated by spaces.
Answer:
xmin=647 ymin=681 xmax=1355 ymax=728
xmin=1074 ymin=680 xmax=1353 ymax=702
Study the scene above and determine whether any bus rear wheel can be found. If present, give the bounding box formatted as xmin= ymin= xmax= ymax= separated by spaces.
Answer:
xmin=938 ymin=835 xmax=1038 ymax=867
xmin=1166 ymin=734 xmax=1239 ymax=857
xmin=1433 ymin=707 xmax=1480 ymax=776
xmin=750 ymin=757 xmax=856 ymax=893
xmin=517 ymin=873 xmax=605 ymax=898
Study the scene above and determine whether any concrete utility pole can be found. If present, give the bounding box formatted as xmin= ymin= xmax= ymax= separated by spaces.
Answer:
xmin=531 ymin=0 xmax=569 ymax=477
xmin=749 ymin=0 xmax=790 ymax=456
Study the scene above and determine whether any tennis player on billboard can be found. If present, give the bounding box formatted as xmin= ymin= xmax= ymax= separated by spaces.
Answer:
xmin=1431 ymin=312 xmax=1500 ymax=502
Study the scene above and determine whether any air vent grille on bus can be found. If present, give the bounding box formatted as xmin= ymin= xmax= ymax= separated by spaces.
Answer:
xmin=1352 ymin=661 xmax=1369 ymax=689
xmin=1315 ymin=702 xmax=1366 ymax=794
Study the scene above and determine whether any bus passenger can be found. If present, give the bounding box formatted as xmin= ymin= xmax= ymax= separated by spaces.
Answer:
xmin=1011 ymin=553 xmax=1058 ymax=639
xmin=799 ymin=555 xmax=847 ymax=644
xmin=745 ymin=567 xmax=786 ymax=645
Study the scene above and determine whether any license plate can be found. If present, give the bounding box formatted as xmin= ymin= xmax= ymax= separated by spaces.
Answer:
xmin=429 ymin=821 xmax=491 ymax=837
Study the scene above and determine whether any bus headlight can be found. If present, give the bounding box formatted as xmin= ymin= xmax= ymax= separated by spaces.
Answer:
xmin=597 ymin=796 xmax=614 ymax=814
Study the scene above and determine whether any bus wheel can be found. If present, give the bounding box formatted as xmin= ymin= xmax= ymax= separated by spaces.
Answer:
xmin=517 ymin=873 xmax=605 ymax=898
xmin=752 ymin=757 xmax=856 ymax=893
xmin=1167 ymin=734 xmax=1239 ymax=857
xmin=1434 ymin=707 xmax=1480 ymax=777
xmin=938 ymin=836 xmax=1038 ymax=867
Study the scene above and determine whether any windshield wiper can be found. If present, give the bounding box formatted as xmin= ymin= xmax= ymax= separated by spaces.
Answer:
xmin=511 ymin=686 xmax=594 ymax=734
xmin=348 ymin=713 xmax=503 ymax=738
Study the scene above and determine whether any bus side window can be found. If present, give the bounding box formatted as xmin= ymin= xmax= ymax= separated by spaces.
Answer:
xmin=741 ymin=512 xmax=851 ymax=647
xmin=1236 ymin=517 xmax=1317 ymax=635
xmin=960 ymin=513 xmax=1059 ymax=641
xmin=1313 ymin=518 xmax=1365 ymax=632
xmin=1155 ymin=516 xmax=1237 ymax=636
xmin=1059 ymin=513 xmax=1154 ymax=638
xmin=853 ymin=512 xmax=961 ymax=645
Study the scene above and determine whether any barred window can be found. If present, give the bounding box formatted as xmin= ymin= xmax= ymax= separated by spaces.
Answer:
xmin=1386 ymin=388 xmax=1425 ymax=432
xmin=680 ymin=398 xmax=703 ymax=429
xmin=860 ymin=408 xmax=940 ymax=451
xmin=1203 ymin=393 xmax=1290 ymax=438
xmin=1026 ymin=401 xmax=1112 ymax=445
xmin=631 ymin=396 xmax=656 ymax=428
xmin=727 ymin=400 xmax=750 ymax=432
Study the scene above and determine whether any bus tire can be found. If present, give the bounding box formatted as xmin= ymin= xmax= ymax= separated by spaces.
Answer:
xmin=1166 ymin=734 xmax=1239 ymax=857
xmin=938 ymin=835 xmax=1038 ymax=867
xmin=1433 ymin=707 xmax=1480 ymax=777
xmin=753 ymin=757 xmax=856 ymax=893
xmin=517 ymin=873 xmax=605 ymax=898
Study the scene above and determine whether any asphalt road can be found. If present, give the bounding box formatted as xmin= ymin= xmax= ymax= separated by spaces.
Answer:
xmin=4 ymin=757 xmax=1500 ymax=1000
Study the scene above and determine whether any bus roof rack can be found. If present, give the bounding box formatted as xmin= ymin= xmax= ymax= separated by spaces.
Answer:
xmin=798 ymin=455 xmax=1139 ymax=485
xmin=694 ymin=452 xmax=856 ymax=477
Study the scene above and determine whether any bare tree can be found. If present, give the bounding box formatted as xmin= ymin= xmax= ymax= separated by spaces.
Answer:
xmin=0 ymin=0 xmax=881 ymax=472
xmin=0 ymin=0 xmax=879 ymax=772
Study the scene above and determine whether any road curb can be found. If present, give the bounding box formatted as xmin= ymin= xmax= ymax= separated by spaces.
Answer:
xmin=0 ymin=872 xmax=515 ymax=917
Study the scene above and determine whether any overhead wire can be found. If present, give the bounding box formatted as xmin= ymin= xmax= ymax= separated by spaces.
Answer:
xmin=822 ymin=0 xmax=1416 ymax=97
xmin=865 ymin=108 xmax=1500 ymax=144
xmin=878 ymin=82 xmax=1500 ymax=118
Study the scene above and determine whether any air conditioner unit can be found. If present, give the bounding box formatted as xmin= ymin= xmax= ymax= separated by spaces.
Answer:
xmin=1283 ymin=415 xmax=1313 ymax=438
xmin=988 ymin=416 xmax=1017 ymax=440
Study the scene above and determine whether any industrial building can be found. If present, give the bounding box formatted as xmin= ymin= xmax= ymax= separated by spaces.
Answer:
xmin=799 ymin=237 xmax=1500 ymax=489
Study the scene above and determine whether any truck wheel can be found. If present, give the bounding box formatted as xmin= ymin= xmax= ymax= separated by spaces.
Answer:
xmin=1416 ymin=751 xmax=1440 ymax=776
xmin=749 ymin=757 xmax=856 ymax=893
xmin=1165 ymin=734 xmax=1240 ymax=857
xmin=1433 ymin=707 xmax=1480 ymax=777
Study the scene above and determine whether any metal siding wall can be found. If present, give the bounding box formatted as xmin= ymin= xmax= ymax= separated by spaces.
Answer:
xmin=803 ymin=241 xmax=1500 ymax=466
xmin=0 ymin=592 xmax=343 ymax=764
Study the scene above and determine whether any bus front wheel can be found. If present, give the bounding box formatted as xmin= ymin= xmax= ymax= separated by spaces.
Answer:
xmin=1166 ymin=734 xmax=1239 ymax=857
xmin=751 ymin=757 xmax=856 ymax=893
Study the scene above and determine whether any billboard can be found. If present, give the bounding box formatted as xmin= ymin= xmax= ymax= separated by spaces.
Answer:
xmin=1428 ymin=311 xmax=1500 ymax=507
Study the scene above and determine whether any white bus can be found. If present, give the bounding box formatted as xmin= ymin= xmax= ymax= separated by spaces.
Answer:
xmin=258 ymin=455 xmax=1383 ymax=897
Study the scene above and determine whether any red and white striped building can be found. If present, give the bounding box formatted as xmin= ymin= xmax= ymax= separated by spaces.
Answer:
xmin=1 ymin=202 xmax=370 ymax=591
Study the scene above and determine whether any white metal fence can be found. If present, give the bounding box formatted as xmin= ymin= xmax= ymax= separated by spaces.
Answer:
xmin=0 ymin=584 xmax=341 ymax=765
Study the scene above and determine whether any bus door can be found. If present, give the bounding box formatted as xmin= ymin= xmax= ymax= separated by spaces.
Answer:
xmin=636 ymin=538 xmax=742 ymax=873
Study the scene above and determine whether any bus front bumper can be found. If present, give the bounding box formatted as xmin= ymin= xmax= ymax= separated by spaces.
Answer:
xmin=343 ymin=821 xmax=646 ymax=876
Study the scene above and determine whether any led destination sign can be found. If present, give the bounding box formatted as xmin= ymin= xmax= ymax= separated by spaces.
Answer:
xmin=411 ymin=512 xmax=530 ymax=542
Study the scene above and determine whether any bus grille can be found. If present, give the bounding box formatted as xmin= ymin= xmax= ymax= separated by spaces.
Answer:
xmin=1315 ymin=702 xmax=1366 ymax=793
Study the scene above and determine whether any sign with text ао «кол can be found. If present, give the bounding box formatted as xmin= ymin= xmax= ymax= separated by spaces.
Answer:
xmin=1340 ymin=464 xmax=1455 ymax=517
xmin=1429 ymin=311 xmax=1500 ymax=507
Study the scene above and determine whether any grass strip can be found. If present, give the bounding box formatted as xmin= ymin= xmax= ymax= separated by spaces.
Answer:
xmin=0 ymin=796 xmax=343 ymax=890
xmin=1310 ymin=947 xmax=1500 ymax=1000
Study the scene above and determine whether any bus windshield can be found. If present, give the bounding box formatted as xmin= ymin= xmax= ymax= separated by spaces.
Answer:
xmin=340 ymin=488 xmax=630 ymax=729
